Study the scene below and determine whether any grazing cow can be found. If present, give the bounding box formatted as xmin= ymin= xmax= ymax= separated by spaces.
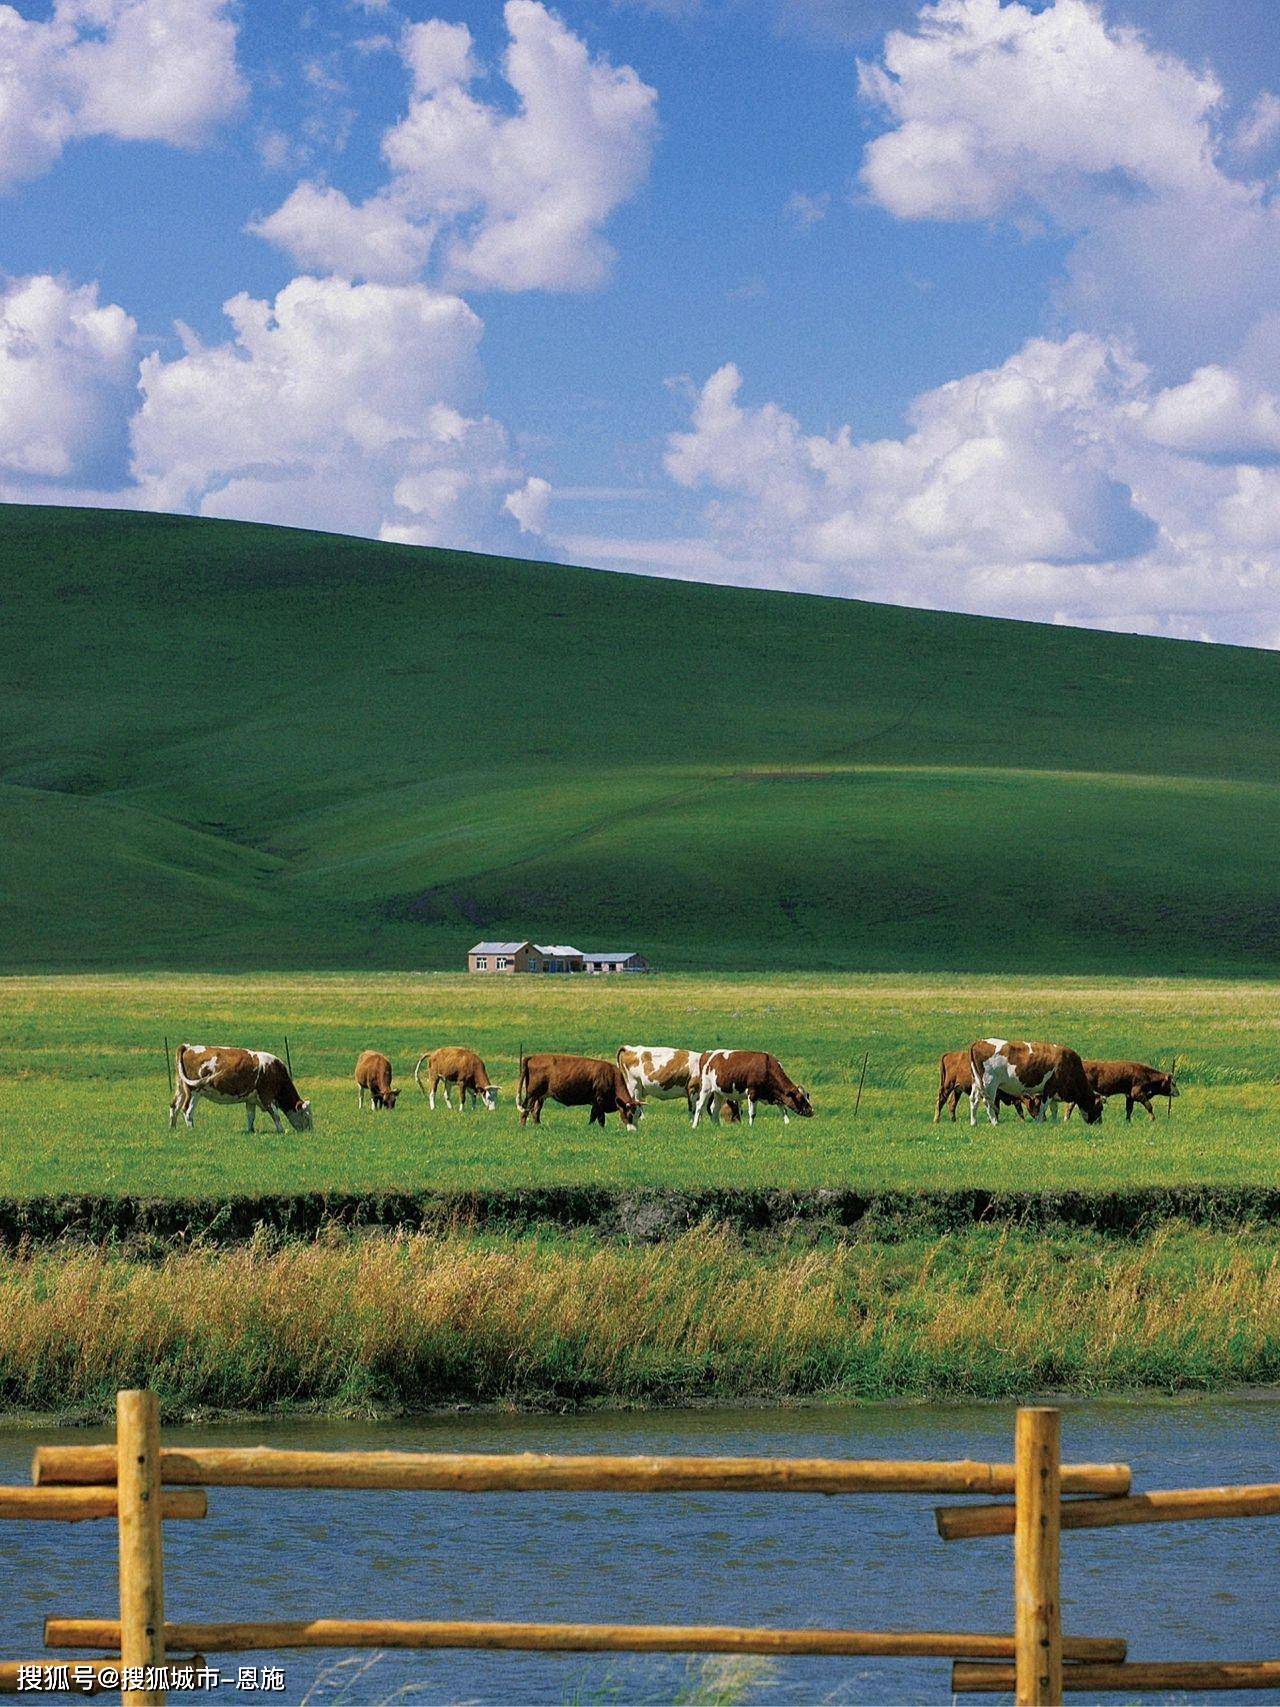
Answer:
xmin=617 ymin=1046 xmax=705 ymax=1116
xmin=934 ymin=1049 xmax=1034 ymax=1123
xmin=517 ymin=1054 xmax=640 ymax=1130
xmin=968 ymin=1039 xmax=1102 ymax=1127
xmin=355 ymin=1051 xmax=399 ymax=1110
xmin=692 ymin=1051 xmax=813 ymax=1127
xmin=1064 ymin=1060 xmax=1179 ymax=1122
xmin=414 ymin=1046 xmax=497 ymax=1111
xmin=169 ymin=1045 xmax=313 ymax=1133
xmin=718 ymin=1097 xmax=742 ymax=1124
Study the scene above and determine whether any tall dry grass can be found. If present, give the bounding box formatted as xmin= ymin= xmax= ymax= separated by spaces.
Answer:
xmin=1 ymin=1225 xmax=1277 ymax=1416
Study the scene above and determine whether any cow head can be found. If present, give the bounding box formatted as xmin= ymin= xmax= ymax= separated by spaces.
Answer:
xmin=382 ymin=1088 xmax=401 ymax=1109
xmin=784 ymin=1084 xmax=814 ymax=1118
xmin=719 ymin=1097 xmax=742 ymax=1124
xmin=285 ymin=1098 xmax=313 ymax=1131
xmin=619 ymin=1095 xmax=642 ymax=1132
xmin=1152 ymin=1072 xmax=1179 ymax=1100
xmin=1077 ymin=1091 xmax=1104 ymax=1125
xmin=482 ymin=1086 xmax=499 ymax=1110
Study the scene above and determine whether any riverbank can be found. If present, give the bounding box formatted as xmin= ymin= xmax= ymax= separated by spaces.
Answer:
xmin=3 ymin=1222 xmax=1277 ymax=1420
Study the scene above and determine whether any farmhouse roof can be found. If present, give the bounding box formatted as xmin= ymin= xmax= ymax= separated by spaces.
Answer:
xmin=535 ymin=944 xmax=583 ymax=957
xmin=583 ymin=952 xmax=638 ymax=962
xmin=470 ymin=941 xmax=531 ymax=955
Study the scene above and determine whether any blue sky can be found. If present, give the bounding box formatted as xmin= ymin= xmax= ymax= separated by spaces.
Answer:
xmin=5 ymin=0 xmax=1280 ymax=642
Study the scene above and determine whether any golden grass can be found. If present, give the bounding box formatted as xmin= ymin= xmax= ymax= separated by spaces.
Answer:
xmin=1 ymin=1224 xmax=1276 ymax=1415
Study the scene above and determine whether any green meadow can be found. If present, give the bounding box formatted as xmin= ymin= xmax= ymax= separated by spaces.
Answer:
xmin=3 ymin=506 xmax=1280 ymax=977
xmin=0 ymin=971 xmax=1269 ymax=1198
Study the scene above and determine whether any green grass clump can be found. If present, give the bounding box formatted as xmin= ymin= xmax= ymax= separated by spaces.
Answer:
xmin=0 ymin=971 xmax=1273 ymax=1198
xmin=3 ymin=505 xmax=1280 ymax=974
xmin=1 ymin=1223 xmax=1276 ymax=1417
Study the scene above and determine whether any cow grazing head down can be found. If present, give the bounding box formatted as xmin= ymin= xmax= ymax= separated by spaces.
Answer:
xmin=784 ymin=1084 xmax=814 ymax=1118
xmin=381 ymin=1088 xmax=401 ymax=1110
xmin=1152 ymin=1071 xmax=1179 ymax=1101
xmin=482 ymin=1086 xmax=499 ymax=1110
xmin=620 ymin=1092 xmax=643 ymax=1132
xmin=285 ymin=1098 xmax=313 ymax=1131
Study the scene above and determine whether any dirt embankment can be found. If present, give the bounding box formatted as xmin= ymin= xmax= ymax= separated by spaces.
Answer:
xmin=1 ymin=1185 xmax=1277 ymax=1249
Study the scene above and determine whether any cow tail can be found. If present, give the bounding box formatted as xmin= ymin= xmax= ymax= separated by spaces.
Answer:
xmin=175 ymin=1046 xmax=202 ymax=1090
xmin=414 ymin=1051 xmax=431 ymax=1096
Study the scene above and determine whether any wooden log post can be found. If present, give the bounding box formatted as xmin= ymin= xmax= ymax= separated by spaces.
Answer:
xmin=116 ymin=1391 xmax=166 ymax=1707
xmin=1014 ymin=1408 xmax=1063 ymax=1706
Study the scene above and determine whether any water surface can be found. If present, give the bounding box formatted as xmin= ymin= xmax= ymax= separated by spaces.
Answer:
xmin=3 ymin=1397 xmax=1277 ymax=1704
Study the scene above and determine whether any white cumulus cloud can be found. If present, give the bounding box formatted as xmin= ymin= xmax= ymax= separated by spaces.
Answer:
xmin=253 ymin=1 xmax=658 ymax=292
xmin=0 ymin=0 xmax=244 ymax=193
xmin=657 ymin=337 xmax=1280 ymax=643
xmin=130 ymin=275 xmax=528 ymax=549
xmin=0 ymin=273 xmax=137 ymax=483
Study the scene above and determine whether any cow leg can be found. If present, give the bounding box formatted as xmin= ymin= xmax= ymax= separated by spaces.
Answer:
xmin=168 ymin=1088 xmax=183 ymax=1129
xmin=246 ymin=1101 xmax=256 ymax=1133
xmin=1141 ymin=1096 xmax=1156 ymax=1120
xmin=357 ymin=1086 xmax=365 ymax=1110
xmin=443 ymin=1082 xmax=455 ymax=1111
xmin=1125 ymin=1095 xmax=1134 ymax=1122
xmin=691 ymin=1087 xmax=711 ymax=1128
xmin=590 ymin=1102 xmax=605 ymax=1127
xmin=747 ymin=1093 xmax=756 ymax=1126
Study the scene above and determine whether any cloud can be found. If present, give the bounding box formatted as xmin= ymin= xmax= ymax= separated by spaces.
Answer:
xmin=0 ymin=274 xmax=137 ymax=484
xmin=130 ymin=275 xmax=528 ymax=549
xmin=254 ymin=1 xmax=659 ymax=292
xmin=657 ymin=337 xmax=1280 ymax=643
xmin=0 ymin=0 xmax=245 ymax=193
xmin=855 ymin=0 xmax=1280 ymax=374
xmin=504 ymin=474 xmax=552 ymax=534
xmin=785 ymin=190 xmax=830 ymax=228
xmin=249 ymin=183 xmax=433 ymax=283
xmin=858 ymin=0 xmax=1222 ymax=223
xmin=1233 ymin=91 xmax=1280 ymax=159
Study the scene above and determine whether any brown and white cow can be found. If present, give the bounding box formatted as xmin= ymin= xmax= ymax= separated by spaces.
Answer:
xmin=355 ymin=1051 xmax=399 ymax=1110
xmin=414 ymin=1046 xmax=497 ymax=1111
xmin=968 ymin=1039 xmax=1102 ymax=1126
xmin=517 ymin=1054 xmax=640 ymax=1130
xmin=617 ymin=1046 xmax=705 ymax=1116
xmin=1063 ymin=1060 xmax=1178 ymax=1122
xmin=169 ymin=1045 xmax=313 ymax=1133
xmin=934 ymin=1048 xmax=1033 ymax=1123
xmin=692 ymin=1051 xmax=813 ymax=1127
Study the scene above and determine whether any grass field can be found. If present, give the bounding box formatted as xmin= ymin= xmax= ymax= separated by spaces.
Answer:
xmin=0 ymin=971 xmax=1272 ymax=1198
xmin=4 ymin=505 xmax=1280 ymax=976
xmin=4 ymin=1223 xmax=1277 ymax=1415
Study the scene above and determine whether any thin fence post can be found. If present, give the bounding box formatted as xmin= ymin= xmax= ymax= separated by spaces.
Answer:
xmin=1014 ymin=1407 xmax=1062 ymax=1706
xmin=117 ymin=1390 xmax=166 ymax=1706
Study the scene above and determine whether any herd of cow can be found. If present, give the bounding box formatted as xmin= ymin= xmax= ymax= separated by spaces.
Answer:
xmin=165 ymin=1038 xmax=1176 ymax=1135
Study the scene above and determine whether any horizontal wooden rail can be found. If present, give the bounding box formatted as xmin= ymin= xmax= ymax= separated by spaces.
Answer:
xmin=0 ymin=1487 xmax=205 ymax=1524
xmin=32 ymin=1445 xmax=1131 ymax=1498
xmin=44 ymin=1619 xmax=1128 ymax=1662
xmin=953 ymin=1659 xmax=1280 ymax=1693
xmin=937 ymin=1482 xmax=1280 ymax=1540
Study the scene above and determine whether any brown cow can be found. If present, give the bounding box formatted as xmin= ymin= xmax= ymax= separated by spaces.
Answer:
xmin=517 ymin=1054 xmax=640 ymax=1130
xmin=1064 ymin=1060 xmax=1178 ymax=1122
xmin=169 ymin=1045 xmax=313 ymax=1133
xmin=934 ymin=1048 xmax=1033 ymax=1122
xmin=968 ymin=1039 xmax=1102 ymax=1126
xmin=414 ymin=1046 xmax=497 ymax=1111
xmin=355 ymin=1051 xmax=399 ymax=1110
xmin=692 ymin=1051 xmax=813 ymax=1127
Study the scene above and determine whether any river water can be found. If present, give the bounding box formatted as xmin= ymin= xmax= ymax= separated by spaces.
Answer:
xmin=3 ymin=1397 xmax=1278 ymax=1705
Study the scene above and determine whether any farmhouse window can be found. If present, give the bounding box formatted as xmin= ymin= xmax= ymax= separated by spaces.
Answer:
xmin=476 ymin=957 xmax=488 ymax=970
xmin=496 ymin=956 xmax=510 ymax=969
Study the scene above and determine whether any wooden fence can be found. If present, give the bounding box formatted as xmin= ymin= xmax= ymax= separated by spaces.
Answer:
xmin=0 ymin=1392 xmax=1277 ymax=1702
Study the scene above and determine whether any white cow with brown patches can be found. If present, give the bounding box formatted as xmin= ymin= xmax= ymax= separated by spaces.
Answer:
xmin=616 ymin=1046 xmax=705 ymax=1118
xmin=968 ymin=1039 xmax=1102 ymax=1127
xmin=168 ymin=1044 xmax=313 ymax=1133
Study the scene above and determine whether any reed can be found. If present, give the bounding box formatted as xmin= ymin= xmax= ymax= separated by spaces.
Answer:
xmin=0 ymin=1222 xmax=1277 ymax=1416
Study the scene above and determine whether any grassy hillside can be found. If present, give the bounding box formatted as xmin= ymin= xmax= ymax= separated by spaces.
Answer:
xmin=2 ymin=503 xmax=1278 ymax=972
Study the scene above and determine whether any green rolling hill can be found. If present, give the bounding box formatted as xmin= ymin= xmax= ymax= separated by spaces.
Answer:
xmin=2 ymin=503 xmax=1278 ymax=974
